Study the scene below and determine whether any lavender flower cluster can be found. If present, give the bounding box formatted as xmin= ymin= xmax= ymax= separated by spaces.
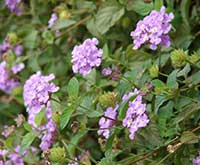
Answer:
xmin=98 ymin=89 xmax=149 ymax=140
xmin=0 ymin=61 xmax=20 ymax=94
xmin=193 ymin=155 xmax=200 ymax=165
xmin=48 ymin=13 xmax=58 ymax=29
xmin=71 ymin=38 xmax=103 ymax=76
xmin=23 ymin=72 xmax=59 ymax=151
xmin=130 ymin=6 xmax=174 ymax=50
xmin=98 ymin=105 xmax=118 ymax=139
xmin=5 ymin=0 xmax=22 ymax=16
xmin=122 ymin=89 xmax=149 ymax=140
xmin=0 ymin=38 xmax=24 ymax=93
xmin=0 ymin=146 xmax=37 ymax=165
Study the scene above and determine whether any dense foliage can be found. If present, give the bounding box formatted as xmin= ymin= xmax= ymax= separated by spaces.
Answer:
xmin=0 ymin=0 xmax=200 ymax=164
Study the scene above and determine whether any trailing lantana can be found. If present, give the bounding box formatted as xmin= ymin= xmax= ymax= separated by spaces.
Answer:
xmin=23 ymin=72 xmax=59 ymax=151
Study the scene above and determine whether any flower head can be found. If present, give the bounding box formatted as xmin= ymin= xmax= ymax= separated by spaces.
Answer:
xmin=71 ymin=38 xmax=103 ymax=76
xmin=102 ymin=67 xmax=112 ymax=76
xmin=98 ymin=105 xmax=118 ymax=139
xmin=1 ymin=125 xmax=15 ymax=138
xmin=5 ymin=0 xmax=22 ymax=16
xmin=122 ymin=89 xmax=149 ymax=140
xmin=48 ymin=13 xmax=58 ymax=28
xmin=193 ymin=155 xmax=200 ymax=165
xmin=130 ymin=6 xmax=174 ymax=50
xmin=0 ymin=61 xmax=20 ymax=93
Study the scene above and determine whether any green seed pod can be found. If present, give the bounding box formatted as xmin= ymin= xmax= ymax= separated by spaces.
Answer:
xmin=99 ymin=92 xmax=117 ymax=107
xmin=7 ymin=33 xmax=18 ymax=45
xmin=49 ymin=147 xmax=66 ymax=162
xmin=149 ymin=65 xmax=159 ymax=78
xmin=189 ymin=52 xmax=200 ymax=64
xmin=59 ymin=10 xmax=71 ymax=20
xmin=171 ymin=49 xmax=187 ymax=68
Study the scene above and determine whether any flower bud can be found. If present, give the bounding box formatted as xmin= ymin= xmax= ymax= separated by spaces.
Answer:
xmin=7 ymin=33 xmax=18 ymax=45
xmin=188 ymin=52 xmax=200 ymax=64
xmin=171 ymin=49 xmax=187 ymax=68
xmin=149 ymin=65 xmax=159 ymax=78
xmin=59 ymin=10 xmax=71 ymax=20
xmin=121 ymin=17 xmax=131 ymax=28
xmin=49 ymin=147 xmax=66 ymax=162
xmin=99 ymin=92 xmax=117 ymax=107
xmin=52 ymin=111 xmax=61 ymax=126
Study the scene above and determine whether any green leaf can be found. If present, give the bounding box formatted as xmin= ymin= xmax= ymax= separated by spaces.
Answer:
xmin=60 ymin=106 xmax=75 ymax=130
xmin=177 ymin=63 xmax=191 ymax=78
xmin=155 ymin=95 xmax=168 ymax=114
xmin=42 ymin=30 xmax=54 ymax=44
xmin=118 ymin=94 xmax=137 ymax=120
xmin=167 ymin=70 xmax=178 ymax=89
xmin=180 ymin=0 xmax=191 ymax=25
xmin=180 ymin=131 xmax=198 ymax=144
xmin=67 ymin=77 xmax=79 ymax=100
xmin=103 ymin=44 xmax=109 ymax=60
xmin=154 ymin=0 xmax=163 ymax=10
xmin=53 ymin=20 xmax=76 ymax=30
xmin=34 ymin=108 xmax=46 ymax=126
xmin=95 ymin=6 xmax=124 ymax=34
xmin=20 ymin=131 xmax=36 ymax=153
xmin=23 ymin=123 xmax=32 ymax=132
xmin=24 ymin=30 xmax=38 ymax=49
xmin=127 ymin=0 xmax=153 ymax=16
xmin=152 ymin=79 xmax=166 ymax=89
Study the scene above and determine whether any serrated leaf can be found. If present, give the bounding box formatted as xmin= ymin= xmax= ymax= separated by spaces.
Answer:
xmin=20 ymin=131 xmax=36 ymax=153
xmin=118 ymin=94 xmax=137 ymax=120
xmin=177 ymin=63 xmax=191 ymax=78
xmin=23 ymin=123 xmax=32 ymax=132
xmin=127 ymin=0 xmax=153 ymax=16
xmin=67 ymin=77 xmax=79 ymax=100
xmin=167 ymin=70 xmax=178 ymax=89
xmin=53 ymin=20 xmax=76 ymax=30
xmin=42 ymin=30 xmax=54 ymax=44
xmin=60 ymin=106 xmax=75 ymax=130
xmin=95 ymin=6 xmax=124 ymax=34
xmin=24 ymin=30 xmax=38 ymax=49
xmin=155 ymin=95 xmax=168 ymax=114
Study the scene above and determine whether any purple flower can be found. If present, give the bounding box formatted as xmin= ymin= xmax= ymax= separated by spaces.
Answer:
xmin=102 ymin=67 xmax=112 ymax=76
xmin=0 ymin=149 xmax=8 ymax=157
xmin=1 ymin=125 xmax=15 ymax=138
xmin=0 ymin=61 xmax=20 ymax=93
xmin=48 ymin=13 xmax=58 ymax=28
xmin=98 ymin=105 xmax=118 ymax=139
xmin=23 ymin=72 xmax=59 ymax=150
xmin=71 ymin=38 xmax=103 ymax=76
xmin=13 ymin=45 xmax=23 ymax=56
xmin=12 ymin=63 xmax=24 ymax=74
xmin=23 ymin=71 xmax=59 ymax=127
xmin=122 ymin=89 xmax=149 ymax=140
xmin=111 ymin=68 xmax=120 ymax=81
xmin=193 ymin=155 xmax=200 ymax=165
xmin=5 ymin=0 xmax=22 ymax=16
xmin=130 ymin=6 xmax=174 ymax=50
xmin=0 ymin=39 xmax=10 ymax=58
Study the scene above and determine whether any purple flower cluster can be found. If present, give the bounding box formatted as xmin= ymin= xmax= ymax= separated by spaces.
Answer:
xmin=48 ymin=13 xmax=58 ymax=28
xmin=1 ymin=146 xmax=38 ymax=165
xmin=193 ymin=155 xmax=200 ymax=165
xmin=102 ymin=67 xmax=112 ymax=76
xmin=5 ymin=0 xmax=22 ymax=16
xmin=0 ymin=39 xmax=23 ymax=58
xmin=1 ymin=125 xmax=15 ymax=138
xmin=130 ymin=6 xmax=174 ymax=50
xmin=122 ymin=89 xmax=149 ymax=140
xmin=0 ymin=61 xmax=20 ymax=93
xmin=72 ymin=38 xmax=103 ymax=76
xmin=98 ymin=105 xmax=118 ymax=139
xmin=23 ymin=72 xmax=59 ymax=150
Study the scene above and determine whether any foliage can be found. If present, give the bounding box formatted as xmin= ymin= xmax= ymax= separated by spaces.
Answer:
xmin=0 ymin=0 xmax=200 ymax=164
